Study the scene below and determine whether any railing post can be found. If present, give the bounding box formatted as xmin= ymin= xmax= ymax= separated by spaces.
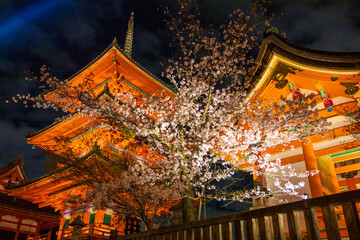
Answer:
xmin=258 ymin=216 xmax=267 ymax=240
xmin=303 ymin=208 xmax=321 ymax=240
xmin=286 ymin=211 xmax=302 ymax=240
xmin=194 ymin=228 xmax=201 ymax=240
xmin=245 ymin=218 xmax=254 ymax=240
xmin=211 ymin=224 xmax=219 ymax=240
xmin=156 ymin=233 xmax=163 ymax=240
xmin=272 ymin=214 xmax=285 ymax=240
xmin=203 ymin=226 xmax=211 ymax=240
xmin=221 ymin=222 xmax=231 ymax=240
xmin=234 ymin=220 xmax=245 ymax=240
xmin=170 ymin=231 xmax=177 ymax=240
xmin=321 ymin=205 xmax=341 ymax=240
xmin=186 ymin=229 xmax=193 ymax=240
xmin=178 ymin=230 xmax=184 ymax=240
xmin=163 ymin=232 xmax=171 ymax=240
xmin=257 ymin=216 xmax=272 ymax=240
xmin=266 ymin=216 xmax=273 ymax=240
xmin=342 ymin=201 xmax=360 ymax=240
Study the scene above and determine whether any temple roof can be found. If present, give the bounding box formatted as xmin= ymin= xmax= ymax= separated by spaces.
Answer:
xmin=7 ymin=168 xmax=63 ymax=190
xmin=0 ymin=155 xmax=28 ymax=182
xmin=248 ymin=33 xmax=360 ymax=100
xmin=259 ymin=32 xmax=360 ymax=67
xmin=0 ymin=159 xmax=59 ymax=219
xmin=65 ymin=38 xmax=174 ymax=93
xmin=26 ymin=37 xmax=175 ymax=143
xmin=0 ymin=192 xmax=59 ymax=218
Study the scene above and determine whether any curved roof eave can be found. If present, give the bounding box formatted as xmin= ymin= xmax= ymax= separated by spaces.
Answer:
xmin=0 ymin=155 xmax=28 ymax=182
xmin=27 ymin=38 xmax=176 ymax=140
xmin=248 ymin=33 xmax=360 ymax=94
xmin=66 ymin=39 xmax=175 ymax=93
xmin=260 ymin=33 xmax=360 ymax=66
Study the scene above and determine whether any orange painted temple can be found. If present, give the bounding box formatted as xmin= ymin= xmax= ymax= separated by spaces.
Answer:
xmin=1 ymin=14 xmax=360 ymax=239
xmin=0 ymin=157 xmax=59 ymax=240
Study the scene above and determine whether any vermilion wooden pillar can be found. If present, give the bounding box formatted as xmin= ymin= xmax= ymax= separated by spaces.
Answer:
xmin=302 ymin=138 xmax=323 ymax=198
xmin=47 ymin=228 xmax=53 ymax=240
xmin=14 ymin=217 xmax=22 ymax=240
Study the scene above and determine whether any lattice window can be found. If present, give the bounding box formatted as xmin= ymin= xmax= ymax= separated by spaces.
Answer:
xmin=89 ymin=213 xmax=95 ymax=224
xmin=103 ymin=213 xmax=111 ymax=225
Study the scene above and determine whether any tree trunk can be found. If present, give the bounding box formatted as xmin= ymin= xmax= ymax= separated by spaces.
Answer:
xmin=182 ymin=197 xmax=195 ymax=223
xmin=142 ymin=215 xmax=153 ymax=231
xmin=145 ymin=221 xmax=153 ymax=231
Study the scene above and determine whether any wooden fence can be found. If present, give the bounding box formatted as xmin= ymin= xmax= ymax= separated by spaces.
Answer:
xmin=116 ymin=189 xmax=360 ymax=240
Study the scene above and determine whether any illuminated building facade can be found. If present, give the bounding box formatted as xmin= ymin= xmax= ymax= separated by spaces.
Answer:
xmin=248 ymin=31 xmax=360 ymax=238
xmin=5 ymin=17 xmax=360 ymax=239
xmin=250 ymin=32 xmax=360 ymax=199
xmin=0 ymin=157 xmax=59 ymax=240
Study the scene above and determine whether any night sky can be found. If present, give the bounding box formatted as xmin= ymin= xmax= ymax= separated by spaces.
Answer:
xmin=0 ymin=0 xmax=360 ymax=181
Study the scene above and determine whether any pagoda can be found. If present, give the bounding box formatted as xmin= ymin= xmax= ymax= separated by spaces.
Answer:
xmin=9 ymin=13 xmax=174 ymax=240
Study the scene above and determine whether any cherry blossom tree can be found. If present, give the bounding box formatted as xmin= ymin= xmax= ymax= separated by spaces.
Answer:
xmin=14 ymin=0 xmax=331 ymax=224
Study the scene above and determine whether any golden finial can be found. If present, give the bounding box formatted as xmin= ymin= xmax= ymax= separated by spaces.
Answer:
xmin=124 ymin=11 xmax=134 ymax=57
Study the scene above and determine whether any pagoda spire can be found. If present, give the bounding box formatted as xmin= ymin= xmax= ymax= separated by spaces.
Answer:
xmin=124 ymin=11 xmax=134 ymax=58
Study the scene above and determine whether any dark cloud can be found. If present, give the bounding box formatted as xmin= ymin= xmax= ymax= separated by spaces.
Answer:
xmin=270 ymin=0 xmax=360 ymax=51
xmin=0 ymin=0 xmax=359 ymax=180
xmin=0 ymin=119 xmax=46 ymax=179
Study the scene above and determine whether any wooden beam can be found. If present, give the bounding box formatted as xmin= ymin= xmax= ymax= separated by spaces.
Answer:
xmin=335 ymin=162 xmax=360 ymax=174
xmin=315 ymin=140 xmax=360 ymax=158
xmin=280 ymin=154 xmax=304 ymax=165
xmin=328 ymin=150 xmax=360 ymax=163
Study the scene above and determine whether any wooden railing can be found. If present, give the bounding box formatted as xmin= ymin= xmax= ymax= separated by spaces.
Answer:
xmin=117 ymin=189 xmax=360 ymax=240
